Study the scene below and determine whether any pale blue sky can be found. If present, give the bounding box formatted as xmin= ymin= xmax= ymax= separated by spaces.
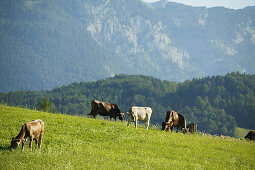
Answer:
xmin=142 ymin=0 xmax=255 ymax=9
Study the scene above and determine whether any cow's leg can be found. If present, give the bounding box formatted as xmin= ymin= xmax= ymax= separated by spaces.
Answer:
xmin=29 ymin=138 xmax=33 ymax=151
xmin=146 ymin=117 xmax=150 ymax=130
xmin=170 ymin=125 xmax=174 ymax=132
xmin=135 ymin=118 xmax=137 ymax=129
xmin=144 ymin=119 xmax=149 ymax=130
xmin=169 ymin=121 xmax=174 ymax=132
xmin=146 ymin=120 xmax=150 ymax=130
xmin=145 ymin=121 xmax=148 ymax=130
xmin=91 ymin=111 xmax=97 ymax=118
xmin=22 ymin=142 xmax=25 ymax=151
xmin=34 ymin=139 xmax=37 ymax=149
xmin=38 ymin=134 xmax=43 ymax=149
xmin=167 ymin=125 xmax=171 ymax=132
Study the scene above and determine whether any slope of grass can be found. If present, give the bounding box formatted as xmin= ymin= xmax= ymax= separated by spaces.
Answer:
xmin=0 ymin=105 xmax=254 ymax=169
xmin=235 ymin=127 xmax=251 ymax=138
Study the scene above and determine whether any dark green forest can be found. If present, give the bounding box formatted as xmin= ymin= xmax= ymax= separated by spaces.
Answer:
xmin=1 ymin=72 xmax=255 ymax=136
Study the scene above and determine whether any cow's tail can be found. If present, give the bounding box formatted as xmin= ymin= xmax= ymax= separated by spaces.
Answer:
xmin=88 ymin=100 xmax=96 ymax=116
xmin=88 ymin=110 xmax=96 ymax=118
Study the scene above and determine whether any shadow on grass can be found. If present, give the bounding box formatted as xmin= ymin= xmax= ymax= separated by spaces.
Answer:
xmin=0 ymin=145 xmax=11 ymax=151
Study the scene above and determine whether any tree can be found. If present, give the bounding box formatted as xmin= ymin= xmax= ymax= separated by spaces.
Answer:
xmin=38 ymin=97 xmax=52 ymax=112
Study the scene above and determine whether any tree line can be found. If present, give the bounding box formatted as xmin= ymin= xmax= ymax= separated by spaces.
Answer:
xmin=1 ymin=72 xmax=255 ymax=136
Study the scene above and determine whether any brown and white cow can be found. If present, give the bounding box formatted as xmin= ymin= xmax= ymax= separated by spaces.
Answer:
xmin=161 ymin=110 xmax=187 ymax=133
xmin=11 ymin=119 xmax=44 ymax=151
xmin=88 ymin=100 xmax=124 ymax=121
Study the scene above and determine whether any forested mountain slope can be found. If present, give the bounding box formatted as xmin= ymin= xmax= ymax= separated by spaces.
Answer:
xmin=1 ymin=73 xmax=254 ymax=136
xmin=1 ymin=0 xmax=255 ymax=91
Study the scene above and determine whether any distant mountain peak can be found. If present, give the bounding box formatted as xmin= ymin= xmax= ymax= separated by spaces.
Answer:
xmin=0 ymin=0 xmax=254 ymax=91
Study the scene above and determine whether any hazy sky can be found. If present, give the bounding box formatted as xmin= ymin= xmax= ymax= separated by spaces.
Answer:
xmin=142 ymin=0 xmax=255 ymax=9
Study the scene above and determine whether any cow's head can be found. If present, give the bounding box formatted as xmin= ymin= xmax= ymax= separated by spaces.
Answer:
xmin=119 ymin=112 xmax=124 ymax=122
xmin=161 ymin=122 xmax=170 ymax=131
xmin=11 ymin=138 xmax=21 ymax=150
xmin=182 ymin=128 xmax=189 ymax=134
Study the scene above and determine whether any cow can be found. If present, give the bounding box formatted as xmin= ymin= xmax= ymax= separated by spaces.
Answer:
xmin=127 ymin=106 xmax=152 ymax=130
xmin=88 ymin=100 xmax=124 ymax=121
xmin=11 ymin=119 xmax=44 ymax=151
xmin=161 ymin=110 xmax=187 ymax=133
xmin=244 ymin=130 xmax=255 ymax=141
xmin=187 ymin=122 xmax=197 ymax=133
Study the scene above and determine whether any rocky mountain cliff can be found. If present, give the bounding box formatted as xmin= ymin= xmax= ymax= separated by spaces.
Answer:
xmin=1 ymin=0 xmax=254 ymax=91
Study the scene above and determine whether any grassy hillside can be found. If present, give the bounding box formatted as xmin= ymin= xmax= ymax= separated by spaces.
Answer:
xmin=235 ymin=127 xmax=251 ymax=138
xmin=0 ymin=105 xmax=254 ymax=169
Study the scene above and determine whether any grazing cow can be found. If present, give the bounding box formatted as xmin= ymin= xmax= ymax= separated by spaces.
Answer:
xmin=88 ymin=100 xmax=124 ymax=121
xmin=161 ymin=110 xmax=177 ymax=132
xmin=127 ymin=106 xmax=152 ymax=130
xmin=161 ymin=110 xmax=187 ymax=133
xmin=244 ymin=130 xmax=255 ymax=141
xmin=219 ymin=134 xmax=227 ymax=138
xmin=187 ymin=123 xmax=197 ymax=133
xmin=11 ymin=119 xmax=44 ymax=151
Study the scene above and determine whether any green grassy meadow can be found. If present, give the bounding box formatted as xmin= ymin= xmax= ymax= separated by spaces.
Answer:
xmin=0 ymin=105 xmax=254 ymax=169
xmin=235 ymin=127 xmax=251 ymax=139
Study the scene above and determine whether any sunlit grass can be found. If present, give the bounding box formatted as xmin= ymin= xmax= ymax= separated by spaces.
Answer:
xmin=0 ymin=105 xmax=254 ymax=169
xmin=235 ymin=127 xmax=251 ymax=138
